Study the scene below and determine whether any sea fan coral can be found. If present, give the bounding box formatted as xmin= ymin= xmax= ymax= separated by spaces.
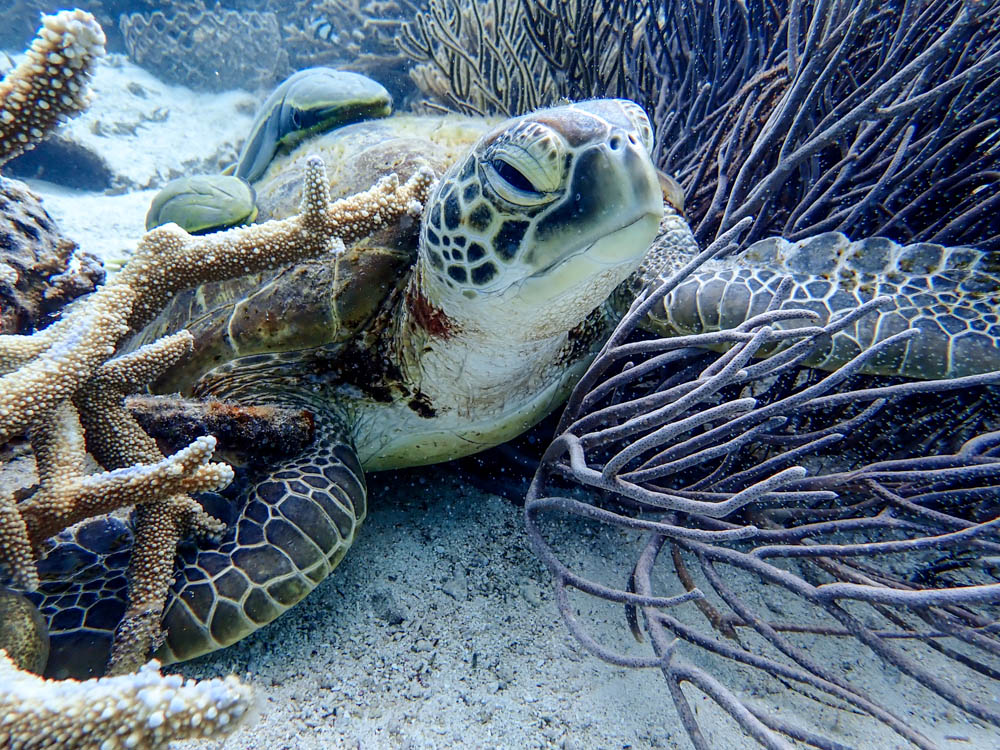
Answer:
xmin=399 ymin=0 xmax=1000 ymax=251
xmin=528 ymin=240 xmax=1000 ymax=748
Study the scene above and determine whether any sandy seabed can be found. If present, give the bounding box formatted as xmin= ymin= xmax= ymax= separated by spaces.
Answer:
xmin=14 ymin=53 xmax=1000 ymax=750
xmin=170 ymin=467 xmax=1000 ymax=750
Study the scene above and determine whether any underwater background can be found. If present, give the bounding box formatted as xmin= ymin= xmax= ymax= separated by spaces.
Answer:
xmin=2 ymin=2 xmax=1000 ymax=749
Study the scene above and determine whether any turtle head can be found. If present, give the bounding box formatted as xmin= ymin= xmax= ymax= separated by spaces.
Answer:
xmin=275 ymin=69 xmax=392 ymax=151
xmin=418 ymin=99 xmax=663 ymax=339
xmin=235 ymin=68 xmax=392 ymax=183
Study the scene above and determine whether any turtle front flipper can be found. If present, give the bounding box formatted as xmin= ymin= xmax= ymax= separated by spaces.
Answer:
xmin=157 ymin=411 xmax=366 ymax=663
xmin=630 ymin=217 xmax=1000 ymax=379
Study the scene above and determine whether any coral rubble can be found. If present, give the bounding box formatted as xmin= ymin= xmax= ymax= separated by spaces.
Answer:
xmin=127 ymin=394 xmax=315 ymax=461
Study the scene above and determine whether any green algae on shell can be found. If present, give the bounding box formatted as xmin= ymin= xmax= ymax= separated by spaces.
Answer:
xmin=0 ymin=587 xmax=49 ymax=674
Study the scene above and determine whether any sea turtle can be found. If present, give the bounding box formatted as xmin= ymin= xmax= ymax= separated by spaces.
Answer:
xmin=232 ymin=67 xmax=392 ymax=184
xmin=29 ymin=96 xmax=666 ymax=678
xmin=144 ymin=67 xmax=393 ymax=235
xmin=25 ymin=80 xmax=1000 ymax=679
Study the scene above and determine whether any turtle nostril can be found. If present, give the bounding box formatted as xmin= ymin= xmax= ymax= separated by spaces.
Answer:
xmin=627 ymin=133 xmax=639 ymax=145
xmin=609 ymin=134 xmax=623 ymax=150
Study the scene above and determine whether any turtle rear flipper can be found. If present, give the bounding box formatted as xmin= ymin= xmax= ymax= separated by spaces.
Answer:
xmin=157 ymin=410 xmax=366 ymax=663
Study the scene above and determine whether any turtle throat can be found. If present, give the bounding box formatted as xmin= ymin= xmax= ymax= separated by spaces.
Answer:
xmin=397 ymin=258 xmax=596 ymax=417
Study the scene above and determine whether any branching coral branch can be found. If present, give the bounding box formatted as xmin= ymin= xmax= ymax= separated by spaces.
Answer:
xmin=0 ymin=651 xmax=254 ymax=750
xmin=0 ymin=158 xmax=432 ymax=672
xmin=0 ymin=7 xmax=434 ymax=679
xmin=20 ymin=404 xmax=231 ymax=565
xmin=116 ymin=160 xmax=431 ymax=331
xmin=0 ymin=9 xmax=105 ymax=165
xmin=0 ymin=8 xmax=436 ymax=741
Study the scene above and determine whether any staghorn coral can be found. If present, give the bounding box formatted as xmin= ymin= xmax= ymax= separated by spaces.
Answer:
xmin=0 ymin=162 xmax=433 ymax=440
xmin=0 ymin=651 xmax=254 ymax=749
xmin=0 ymin=9 xmax=105 ymax=165
xmin=0 ymin=12 xmax=262 ymax=742
xmin=0 ymin=10 xmax=434 ymax=673
xmin=0 ymin=150 xmax=433 ymax=672
xmin=119 ymin=1 xmax=288 ymax=92
xmin=118 ymin=0 xmax=424 ymax=96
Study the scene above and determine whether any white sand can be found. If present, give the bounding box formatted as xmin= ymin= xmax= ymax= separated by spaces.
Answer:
xmin=11 ymin=53 xmax=999 ymax=750
xmin=23 ymin=182 xmax=155 ymax=267
xmin=17 ymin=52 xmax=259 ymax=267
xmin=35 ymin=52 xmax=258 ymax=191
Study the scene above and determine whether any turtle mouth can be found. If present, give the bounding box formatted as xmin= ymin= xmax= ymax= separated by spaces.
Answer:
xmin=528 ymin=212 xmax=659 ymax=280
xmin=502 ymin=209 xmax=661 ymax=309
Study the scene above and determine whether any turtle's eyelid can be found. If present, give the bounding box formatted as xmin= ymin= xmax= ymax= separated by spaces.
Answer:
xmin=490 ymin=157 xmax=539 ymax=194
xmin=481 ymin=159 xmax=557 ymax=207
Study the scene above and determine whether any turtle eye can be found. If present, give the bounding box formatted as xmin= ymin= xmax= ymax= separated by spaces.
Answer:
xmin=483 ymin=156 xmax=555 ymax=207
xmin=291 ymin=110 xmax=302 ymax=129
xmin=491 ymin=158 xmax=538 ymax=194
